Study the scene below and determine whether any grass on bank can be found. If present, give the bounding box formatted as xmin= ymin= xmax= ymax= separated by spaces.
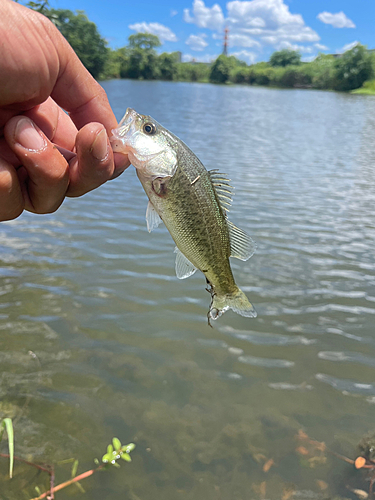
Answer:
xmin=351 ymin=79 xmax=375 ymax=95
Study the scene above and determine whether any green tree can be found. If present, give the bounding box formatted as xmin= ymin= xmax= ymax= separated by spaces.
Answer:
xmin=142 ymin=51 xmax=160 ymax=80
xmin=247 ymin=62 xmax=271 ymax=85
xmin=24 ymin=0 xmax=50 ymax=15
xmin=158 ymin=52 xmax=179 ymax=81
xmin=128 ymin=33 xmax=161 ymax=51
xmin=278 ymin=67 xmax=312 ymax=87
xmin=333 ymin=44 xmax=374 ymax=91
xmin=101 ymin=47 xmax=129 ymax=80
xmin=124 ymin=33 xmax=161 ymax=80
xmin=307 ymin=54 xmax=336 ymax=89
xmin=209 ymin=55 xmax=238 ymax=84
xmin=125 ymin=48 xmax=159 ymax=79
xmin=269 ymin=49 xmax=301 ymax=67
xmin=176 ymin=62 xmax=210 ymax=82
xmin=231 ymin=66 xmax=250 ymax=84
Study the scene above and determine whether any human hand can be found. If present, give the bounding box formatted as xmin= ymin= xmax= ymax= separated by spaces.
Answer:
xmin=0 ymin=0 xmax=130 ymax=222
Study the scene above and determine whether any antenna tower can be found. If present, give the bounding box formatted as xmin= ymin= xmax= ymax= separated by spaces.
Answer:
xmin=223 ymin=26 xmax=229 ymax=56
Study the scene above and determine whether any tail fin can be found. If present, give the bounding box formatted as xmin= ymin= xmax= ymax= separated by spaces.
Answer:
xmin=209 ymin=287 xmax=257 ymax=320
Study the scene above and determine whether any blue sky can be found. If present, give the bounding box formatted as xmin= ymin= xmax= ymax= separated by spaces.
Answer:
xmin=43 ymin=0 xmax=374 ymax=63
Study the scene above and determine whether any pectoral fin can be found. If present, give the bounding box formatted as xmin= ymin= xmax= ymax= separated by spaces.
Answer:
xmin=146 ymin=201 xmax=163 ymax=233
xmin=228 ymin=220 xmax=256 ymax=261
xmin=174 ymin=247 xmax=197 ymax=279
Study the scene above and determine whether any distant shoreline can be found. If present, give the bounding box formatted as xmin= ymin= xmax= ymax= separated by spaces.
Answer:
xmin=100 ymin=77 xmax=375 ymax=95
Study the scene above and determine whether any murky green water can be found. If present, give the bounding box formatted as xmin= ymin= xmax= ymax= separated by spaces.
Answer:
xmin=1 ymin=81 xmax=375 ymax=499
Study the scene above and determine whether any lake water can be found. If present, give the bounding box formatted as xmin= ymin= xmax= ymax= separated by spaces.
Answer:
xmin=1 ymin=80 xmax=375 ymax=499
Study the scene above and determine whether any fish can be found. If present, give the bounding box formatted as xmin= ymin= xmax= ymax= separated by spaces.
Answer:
xmin=111 ymin=108 xmax=257 ymax=322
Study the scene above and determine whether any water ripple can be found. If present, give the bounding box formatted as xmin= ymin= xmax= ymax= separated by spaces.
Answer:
xmin=220 ymin=325 xmax=316 ymax=346
xmin=238 ymin=355 xmax=295 ymax=368
xmin=318 ymin=351 xmax=375 ymax=367
xmin=315 ymin=373 xmax=375 ymax=396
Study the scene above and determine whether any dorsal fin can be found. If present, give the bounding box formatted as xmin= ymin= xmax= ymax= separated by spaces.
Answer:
xmin=228 ymin=220 xmax=256 ymax=261
xmin=209 ymin=169 xmax=233 ymax=212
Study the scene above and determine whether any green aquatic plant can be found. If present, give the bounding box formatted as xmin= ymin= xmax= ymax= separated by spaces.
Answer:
xmin=0 ymin=423 xmax=135 ymax=499
xmin=29 ymin=437 xmax=135 ymax=500
xmin=101 ymin=437 xmax=135 ymax=466
xmin=0 ymin=417 xmax=14 ymax=478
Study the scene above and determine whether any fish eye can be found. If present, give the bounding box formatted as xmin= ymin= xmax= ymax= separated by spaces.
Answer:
xmin=143 ymin=122 xmax=156 ymax=135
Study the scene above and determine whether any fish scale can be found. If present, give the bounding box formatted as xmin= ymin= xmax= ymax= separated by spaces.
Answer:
xmin=152 ymin=162 xmax=235 ymax=295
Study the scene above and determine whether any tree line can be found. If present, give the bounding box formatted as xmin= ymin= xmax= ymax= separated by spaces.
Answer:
xmin=25 ymin=1 xmax=375 ymax=92
xmin=212 ymin=47 xmax=375 ymax=91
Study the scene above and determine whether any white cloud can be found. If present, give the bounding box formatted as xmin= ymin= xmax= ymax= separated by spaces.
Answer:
xmin=338 ymin=41 xmax=359 ymax=53
xmin=317 ymin=11 xmax=355 ymax=29
xmin=182 ymin=53 xmax=218 ymax=63
xmin=171 ymin=10 xmax=178 ymax=17
xmin=231 ymin=50 xmax=257 ymax=64
xmin=256 ymin=25 xmax=319 ymax=45
xmin=229 ymin=34 xmax=261 ymax=48
xmin=278 ymin=41 xmax=313 ymax=53
xmin=186 ymin=33 xmax=209 ymax=51
xmin=128 ymin=22 xmax=178 ymax=42
xmin=315 ymin=43 xmax=328 ymax=51
xmin=225 ymin=0 xmax=320 ymax=50
xmin=227 ymin=0 xmax=304 ymax=29
xmin=182 ymin=0 xmax=322 ymax=59
xmin=183 ymin=0 xmax=224 ymax=30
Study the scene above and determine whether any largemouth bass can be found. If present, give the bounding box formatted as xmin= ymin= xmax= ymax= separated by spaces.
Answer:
xmin=111 ymin=108 xmax=257 ymax=322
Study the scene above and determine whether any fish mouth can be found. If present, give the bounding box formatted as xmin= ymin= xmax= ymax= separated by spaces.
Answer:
xmin=110 ymin=108 xmax=166 ymax=168
xmin=111 ymin=108 xmax=173 ymax=175
xmin=117 ymin=108 xmax=139 ymax=135
xmin=110 ymin=108 xmax=140 ymax=154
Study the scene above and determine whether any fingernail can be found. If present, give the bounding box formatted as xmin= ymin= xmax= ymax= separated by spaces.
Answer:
xmin=91 ymin=128 xmax=109 ymax=161
xmin=15 ymin=117 xmax=46 ymax=151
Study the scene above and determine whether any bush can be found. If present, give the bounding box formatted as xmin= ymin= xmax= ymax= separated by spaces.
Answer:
xmin=307 ymin=54 xmax=336 ymax=89
xmin=158 ymin=52 xmax=179 ymax=81
xmin=101 ymin=47 xmax=128 ymax=80
xmin=333 ymin=44 xmax=374 ymax=91
xmin=351 ymin=79 xmax=375 ymax=95
xmin=279 ymin=67 xmax=312 ymax=87
xmin=247 ymin=63 xmax=270 ymax=85
xmin=231 ymin=67 xmax=250 ymax=84
xmin=209 ymin=55 xmax=241 ymax=84
xmin=209 ymin=55 xmax=234 ymax=83
xmin=176 ymin=63 xmax=210 ymax=82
